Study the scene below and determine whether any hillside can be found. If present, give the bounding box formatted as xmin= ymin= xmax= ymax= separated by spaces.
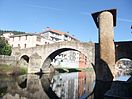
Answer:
xmin=0 ymin=30 xmax=26 ymax=35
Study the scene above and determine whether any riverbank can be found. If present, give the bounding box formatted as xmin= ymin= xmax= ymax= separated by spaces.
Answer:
xmin=0 ymin=64 xmax=27 ymax=76
xmin=55 ymin=67 xmax=94 ymax=73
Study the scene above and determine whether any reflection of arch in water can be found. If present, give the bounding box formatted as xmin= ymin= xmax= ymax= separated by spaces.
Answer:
xmin=115 ymin=58 xmax=132 ymax=76
xmin=18 ymin=79 xmax=27 ymax=89
xmin=3 ymin=74 xmax=49 ymax=99
xmin=49 ymin=72 xmax=95 ymax=99
xmin=13 ymin=75 xmax=27 ymax=90
xmin=41 ymin=74 xmax=59 ymax=99
xmin=20 ymin=55 xmax=30 ymax=63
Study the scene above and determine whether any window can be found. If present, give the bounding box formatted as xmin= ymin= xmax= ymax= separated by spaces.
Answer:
xmin=18 ymin=44 xmax=20 ymax=48
xmin=65 ymin=35 xmax=68 ymax=38
xmin=61 ymin=60 xmax=63 ymax=62
xmin=25 ymin=35 xmax=27 ymax=40
xmin=24 ymin=44 xmax=26 ymax=48
xmin=13 ymin=37 xmax=14 ymax=41
xmin=36 ymin=36 xmax=41 ymax=42
xmin=36 ymin=44 xmax=40 ymax=46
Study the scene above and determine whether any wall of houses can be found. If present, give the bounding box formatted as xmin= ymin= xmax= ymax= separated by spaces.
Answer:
xmin=2 ymin=29 xmax=87 ymax=69
xmin=1 ymin=33 xmax=54 ymax=49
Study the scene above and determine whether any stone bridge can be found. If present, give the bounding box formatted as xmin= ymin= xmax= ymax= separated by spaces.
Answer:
xmin=11 ymin=9 xmax=132 ymax=81
xmin=115 ymin=41 xmax=132 ymax=61
xmin=12 ymin=40 xmax=132 ymax=82
xmin=12 ymin=41 xmax=95 ymax=73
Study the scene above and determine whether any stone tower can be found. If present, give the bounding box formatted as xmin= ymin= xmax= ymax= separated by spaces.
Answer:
xmin=92 ymin=9 xmax=116 ymax=81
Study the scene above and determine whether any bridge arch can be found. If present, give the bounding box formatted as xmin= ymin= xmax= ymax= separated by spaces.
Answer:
xmin=115 ymin=58 xmax=132 ymax=76
xmin=115 ymin=41 xmax=132 ymax=62
xmin=41 ymin=47 xmax=92 ymax=72
xmin=42 ymin=48 xmax=77 ymax=68
xmin=20 ymin=55 xmax=30 ymax=63
xmin=19 ymin=55 xmax=30 ymax=68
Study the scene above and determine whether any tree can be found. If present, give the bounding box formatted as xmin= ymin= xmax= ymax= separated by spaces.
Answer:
xmin=0 ymin=37 xmax=12 ymax=55
xmin=0 ymin=30 xmax=26 ymax=35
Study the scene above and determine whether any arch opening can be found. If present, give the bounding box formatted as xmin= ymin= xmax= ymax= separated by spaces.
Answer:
xmin=17 ymin=75 xmax=27 ymax=89
xmin=20 ymin=55 xmax=29 ymax=63
xmin=115 ymin=58 xmax=132 ymax=77
xmin=42 ymin=48 xmax=77 ymax=68
xmin=18 ymin=79 xmax=27 ymax=89
xmin=42 ymin=48 xmax=95 ymax=74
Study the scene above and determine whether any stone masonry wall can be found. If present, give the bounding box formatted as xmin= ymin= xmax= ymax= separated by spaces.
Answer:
xmin=0 ymin=55 xmax=17 ymax=65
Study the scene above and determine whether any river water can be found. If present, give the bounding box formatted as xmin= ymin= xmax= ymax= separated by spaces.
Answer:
xmin=0 ymin=70 xmax=131 ymax=99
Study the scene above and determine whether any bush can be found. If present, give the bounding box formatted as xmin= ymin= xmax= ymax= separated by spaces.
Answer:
xmin=19 ymin=67 xmax=27 ymax=75
xmin=11 ymin=66 xmax=27 ymax=75
xmin=0 ymin=64 xmax=27 ymax=75
xmin=0 ymin=37 xmax=12 ymax=55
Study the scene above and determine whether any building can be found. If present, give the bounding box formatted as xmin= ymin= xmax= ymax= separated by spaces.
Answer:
xmin=1 ymin=33 xmax=54 ymax=49
xmin=52 ymin=51 xmax=80 ymax=68
xmin=40 ymin=27 xmax=78 ymax=42
xmin=0 ymin=32 xmax=14 ymax=40
xmin=40 ymin=27 xmax=86 ymax=68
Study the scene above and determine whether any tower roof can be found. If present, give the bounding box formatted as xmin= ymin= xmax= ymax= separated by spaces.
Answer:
xmin=91 ymin=9 xmax=117 ymax=28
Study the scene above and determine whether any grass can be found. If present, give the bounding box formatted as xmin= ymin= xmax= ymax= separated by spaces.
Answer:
xmin=0 ymin=64 xmax=27 ymax=75
xmin=19 ymin=67 xmax=27 ymax=75
xmin=0 ymin=64 xmax=12 ymax=74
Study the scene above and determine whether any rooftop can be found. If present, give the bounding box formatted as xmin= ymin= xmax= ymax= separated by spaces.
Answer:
xmin=41 ymin=27 xmax=79 ymax=41
xmin=9 ymin=33 xmax=38 ymax=37
xmin=1 ymin=28 xmax=79 ymax=41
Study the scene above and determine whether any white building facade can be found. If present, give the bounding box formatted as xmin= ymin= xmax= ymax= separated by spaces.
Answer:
xmin=1 ymin=33 xmax=54 ymax=49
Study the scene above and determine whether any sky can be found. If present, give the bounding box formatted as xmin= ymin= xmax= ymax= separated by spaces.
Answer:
xmin=0 ymin=0 xmax=132 ymax=42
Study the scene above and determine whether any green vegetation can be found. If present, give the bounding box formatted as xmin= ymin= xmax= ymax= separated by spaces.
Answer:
xmin=0 ymin=64 xmax=27 ymax=75
xmin=0 ymin=30 xmax=26 ymax=35
xmin=19 ymin=67 xmax=27 ymax=75
xmin=0 ymin=37 xmax=12 ymax=55
xmin=0 ymin=87 xmax=7 ymax=97
xmin=77 ymin=68 xmax=94 ymax=71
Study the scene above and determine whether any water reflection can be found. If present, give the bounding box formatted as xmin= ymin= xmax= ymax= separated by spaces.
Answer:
xmin=50 ymin=72 xmax=95 ymax=99
xmin=0 ymin=71 xmax=95 ymax=99
xmin=0 ymin=70 xmax=131 ymax=99
xmin=2 ymin=74 xmax=49 ymax=99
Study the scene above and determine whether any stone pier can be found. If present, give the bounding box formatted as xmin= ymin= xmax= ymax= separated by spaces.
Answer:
xmin=92 ymin=9 xmax=116 ymax=81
